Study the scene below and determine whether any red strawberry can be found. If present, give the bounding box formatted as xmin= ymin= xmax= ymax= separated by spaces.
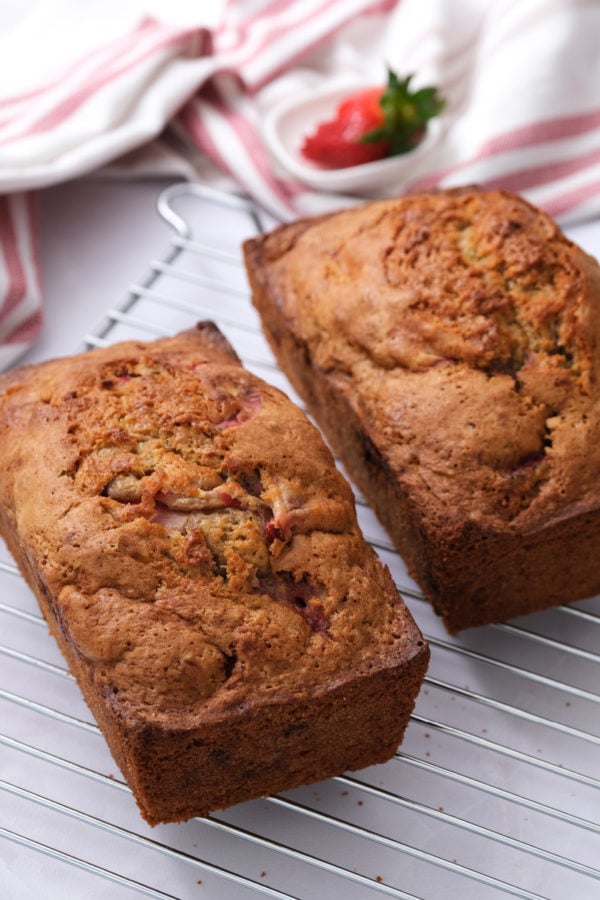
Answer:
xmin=302 ymin=87 xmax=389 ymax=168
xmin=301 ymin=69 xmax=445 ymax=170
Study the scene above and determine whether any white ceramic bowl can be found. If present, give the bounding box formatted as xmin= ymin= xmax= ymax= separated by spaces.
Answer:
xmin=263 ymin=81 xmax=442 ymax=195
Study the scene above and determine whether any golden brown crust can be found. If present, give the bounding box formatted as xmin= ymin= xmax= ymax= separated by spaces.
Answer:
xmin=0 ymin=322 xmax=428 ymax=823
xmin=244 ymin=190 xmax=600 ymax=631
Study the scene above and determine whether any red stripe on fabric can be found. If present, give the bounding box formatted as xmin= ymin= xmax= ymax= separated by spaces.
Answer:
xmin=209 ymin=94 xmax=297 ymax=210
xmin=5 ymin=307 xmax=43 ymax=345
xmin=0 ymin=19 xmax=162 ymax=140
xmin=277 ymin=177 xmax=307 ymax=201
xmin=217 ymin=0 xmax=392 ymax=57
xmin=542 ymin=177 xmax=600 ymax=220
xmin=477 ymin=109 xmax=600 ymax=158
xmin=25 ymin=192 xmax=43 ymax=298
xmin=244 ymin=6 xmax=399 ymax=94
xmin=0 ymin=18 xmax=157 ymax=113
xmin=0 ymin=22 xmax=206 ymax=145
xmin=0 ymin=196 xmax=27 ymax=318
xmin=217 ymin=0 xmax=312 ymax=55
xmin=178 ymin=101 xmax=236 ymax=179
xmin=220 ymin=0 xmax=345 ymax=72
xmin=408 ymin=112 xmax=600 ymax=193
xmin=229 ymin=0 xmax=399 ymax=91
xmin=255 ymin=1 xmax=400 ymax=91
xmin=179 ymin=97 xmax=302 ymax=216
xmin=472 ymin=144 xmax=600 ymax=195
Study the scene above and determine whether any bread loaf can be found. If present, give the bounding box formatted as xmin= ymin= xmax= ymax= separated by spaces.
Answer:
xmin=0 ymin=323 xmax=428 ymax=823
xmin=244 ymin=189 xmax=600 ymax=631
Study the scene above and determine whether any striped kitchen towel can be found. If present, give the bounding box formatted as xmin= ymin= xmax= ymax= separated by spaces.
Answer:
xmin=1 ymin=0 xmax=599 ymax=367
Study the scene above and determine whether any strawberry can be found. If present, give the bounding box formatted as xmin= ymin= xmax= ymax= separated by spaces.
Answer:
xmin=301 ymin=68 xmax=445 ymax=169
xmin=302 ymin=87 xmax=389 ymax=168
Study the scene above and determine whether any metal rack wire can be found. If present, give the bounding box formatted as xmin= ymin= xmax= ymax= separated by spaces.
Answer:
xmin=1 ymin=183 xmax=599 ymax=899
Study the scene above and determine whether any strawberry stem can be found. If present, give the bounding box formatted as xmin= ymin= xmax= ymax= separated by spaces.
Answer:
xmin=362 ymin=68 xmax=445 ymax=155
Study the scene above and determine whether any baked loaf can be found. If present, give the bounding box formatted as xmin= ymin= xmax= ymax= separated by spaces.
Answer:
xmin=244 ymin=189 xmax=600 ymax=632
xmin=0 ymin=323 xmax=428 ymax=824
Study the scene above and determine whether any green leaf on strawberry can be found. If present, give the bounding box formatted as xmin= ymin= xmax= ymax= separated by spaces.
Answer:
xmin=362 ymin=69 xmax=446 ymax=155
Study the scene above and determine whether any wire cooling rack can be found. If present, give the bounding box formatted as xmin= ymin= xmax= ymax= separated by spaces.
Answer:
xmin=1 ymin=183 xmax=599 ymax=900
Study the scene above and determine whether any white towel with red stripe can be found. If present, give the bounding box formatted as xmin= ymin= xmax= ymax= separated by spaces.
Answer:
xmin=1 ymin=0 xmax=600 ymax=368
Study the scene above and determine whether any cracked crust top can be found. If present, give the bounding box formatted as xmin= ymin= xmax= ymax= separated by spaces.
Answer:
xmin=0 ymin=324 xmax=422 ymax=726
xmin=245 ymin=190 xmax=600 ymax=532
